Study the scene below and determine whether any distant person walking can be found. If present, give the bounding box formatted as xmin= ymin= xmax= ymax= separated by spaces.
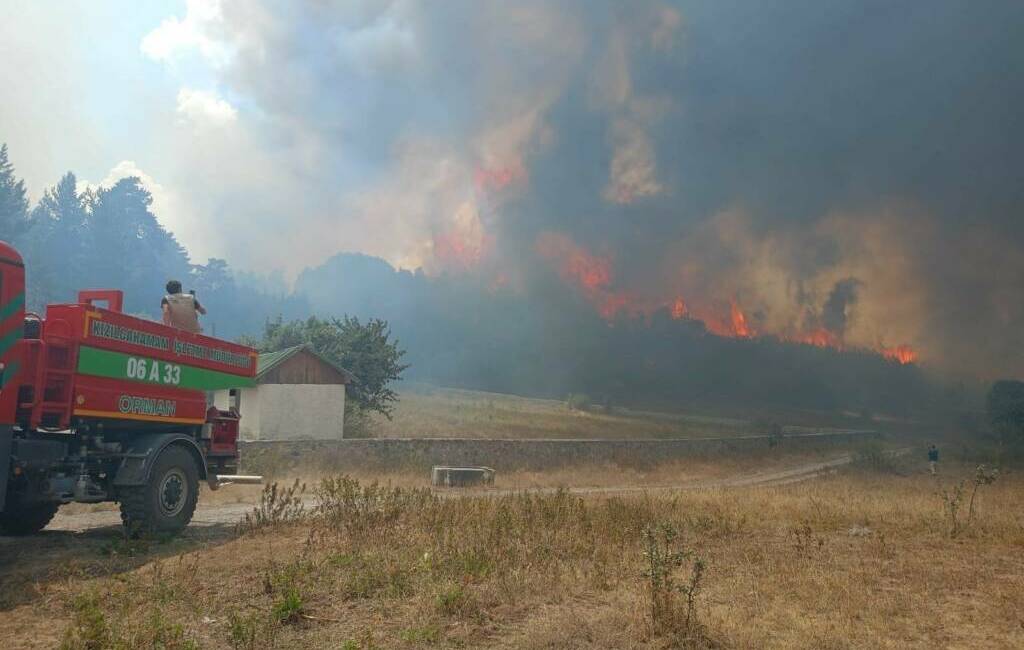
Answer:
xmin=927 ymin=444 xmax=939 ymax=474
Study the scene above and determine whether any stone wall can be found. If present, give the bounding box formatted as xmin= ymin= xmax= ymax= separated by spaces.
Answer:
xmin=239 ymin=431 xmax=880 ymax=475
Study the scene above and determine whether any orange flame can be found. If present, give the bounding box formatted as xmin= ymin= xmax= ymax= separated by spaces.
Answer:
xmin=535 ymin=232 xmax=612 ymax=292
xmin=536 ymin=233 xmax=645 ymax=320
xmin=534 ymin=234 xmax=917 ymax=365
xmin=689 ymin=299 xmax=755 ymax=338
xmin=433 ymin=230 xmax=493 ymax=271
xmin=566 ymin=255 xmax=611 ymax=291
xmin=670 ymin=297 xmax=687 ymax=320
xmin=882 ymin=344 xmax=917 ymax=365
xmin=791 ymin=328 xmax=843 ymax=349
xmin=729 ymin=300 xmax=753 ymax=338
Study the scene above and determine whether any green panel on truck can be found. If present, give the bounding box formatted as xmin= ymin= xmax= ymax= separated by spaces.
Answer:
xmin=77 ymin=345 xmax=256 ymax=391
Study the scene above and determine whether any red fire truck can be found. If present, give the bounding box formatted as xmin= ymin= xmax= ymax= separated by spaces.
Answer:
xmin=0 ymin=240 xmax=258 ymax=536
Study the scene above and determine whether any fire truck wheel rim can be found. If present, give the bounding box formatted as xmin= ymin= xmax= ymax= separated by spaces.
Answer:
xmin=159 ymin=468 xmax=188 ymax=517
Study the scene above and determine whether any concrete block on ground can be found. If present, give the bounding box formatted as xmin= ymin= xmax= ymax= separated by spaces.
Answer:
xmin=432 ymin=466 xmax=496 ymax=487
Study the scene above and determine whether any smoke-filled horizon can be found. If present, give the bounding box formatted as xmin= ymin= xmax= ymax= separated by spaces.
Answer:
xmin=4 ymin=1 xmax=1024 ymax=379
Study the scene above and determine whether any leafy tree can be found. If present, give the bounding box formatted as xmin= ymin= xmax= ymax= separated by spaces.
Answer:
xmin=192 ymin=258 xmax=232 ymax=294
xmin=986 ymin=380 xmax=1024 ymax=449
xmin=0 ymin=144 xmax=30 ymax=239
xmin=254 ymin=316 xmax=408 ymax=418
xmin=190 ymin=258 xmax=233 ymax=337
xmin=3 ymin=160 xmax=308 ymax=338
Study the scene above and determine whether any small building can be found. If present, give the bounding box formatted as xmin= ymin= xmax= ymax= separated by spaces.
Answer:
xmin=214 ymin=344 xmax=354 ymax=441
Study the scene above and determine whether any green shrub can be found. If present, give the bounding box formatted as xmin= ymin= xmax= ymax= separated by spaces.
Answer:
xmin=271 ymin=587 xmax=304 ymax=625
xmin=228 ymin=612 xmax=265 ymax=650
xmin=936 ymin=464 xmax=1000 ymax=537
xmin=641 ymin=523 xmax=708 ymax=643
xmin=435 ymin=583 xmax=478 ymax=619
xmin=60 ymin=593 xmax=114 ymax=650
xmin=239 ymin=479 xmax=306 ymax=534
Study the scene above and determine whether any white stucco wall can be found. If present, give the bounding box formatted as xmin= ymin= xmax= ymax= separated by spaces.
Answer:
xmin=214 ymin=384 xmax=345 ymax=441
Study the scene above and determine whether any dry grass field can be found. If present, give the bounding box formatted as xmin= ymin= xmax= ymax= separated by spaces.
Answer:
xmin=3 ymin=456 xmax=1021 ymax=649
xmin=371 ymin=384 xmax=878 ymax=440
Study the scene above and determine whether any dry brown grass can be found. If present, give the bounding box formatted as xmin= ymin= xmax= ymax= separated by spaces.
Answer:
xmin=6 ymin=460 xmax=1021 ymax=649
xmin=372 ymin=384 xmax=905 ymax=441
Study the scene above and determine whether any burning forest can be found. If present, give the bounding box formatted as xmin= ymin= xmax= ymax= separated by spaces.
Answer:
xmin=6 ymin=4 xmax=1024 ymax=649
xmin=535 ymin=229 xmax=916 ymax=364
xmin=6 ymin=0 xmax=1024 ymax=417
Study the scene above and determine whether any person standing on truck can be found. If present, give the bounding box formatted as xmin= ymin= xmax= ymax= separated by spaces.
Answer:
xmin=162 ymin=280 xmax=206 ymax=333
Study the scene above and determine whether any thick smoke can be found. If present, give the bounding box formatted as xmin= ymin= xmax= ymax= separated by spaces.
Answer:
xmin=142 ymin=0 xmax=1024 ymax=379
xmin=821 ymin=279 xmax=860 ymax=337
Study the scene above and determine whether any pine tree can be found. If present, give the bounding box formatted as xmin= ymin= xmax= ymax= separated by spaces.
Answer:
xmin=21 ymin=172 xmax=88 ymax=306
xmin=89 ymin=177 xmax=191 ymax=316
xmin=0 ymin=143 xmax=30 ymax=239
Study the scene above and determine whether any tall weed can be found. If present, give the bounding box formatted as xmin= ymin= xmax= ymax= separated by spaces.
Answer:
xmin=239 ymin=479 xmax=306 ymax=534
xmin=641 ymin=523 xmax=709 ymax=645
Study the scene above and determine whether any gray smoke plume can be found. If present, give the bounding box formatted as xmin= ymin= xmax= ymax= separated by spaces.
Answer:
xmin=821 ymin=279 xmax=860 ymax=337
xmin=126 ymin=0 xmax=1024 ymax=379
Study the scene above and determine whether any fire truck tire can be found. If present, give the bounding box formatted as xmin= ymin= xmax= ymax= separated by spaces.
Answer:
xmin=0 ymin=502 xmax=59 ymax=536
xmin=120 ymin=445 xmax=199 ymax=537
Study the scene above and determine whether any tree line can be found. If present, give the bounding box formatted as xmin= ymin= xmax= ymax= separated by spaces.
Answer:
xmin=0 ymin=144 xmax=308 ymax=337
xmin=4 ymin=142 xmax=1018 ymax=430
xmin=1 ymin=143 xmax=404 ymax=421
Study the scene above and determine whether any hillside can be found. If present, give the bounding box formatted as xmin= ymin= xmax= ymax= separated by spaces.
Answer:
xmin=370 ymin=383 xmax=892 ymax=440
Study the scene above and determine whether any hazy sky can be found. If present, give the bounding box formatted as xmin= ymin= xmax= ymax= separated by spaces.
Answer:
xmin=3 ymin=2 xmax=209 ymax=253
xmin=4 ymin=0 xmax=589 ymax=273
xmin=2 ymin=1 xmax=737 ymax=275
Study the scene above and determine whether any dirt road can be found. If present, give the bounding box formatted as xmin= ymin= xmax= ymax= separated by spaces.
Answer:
xmin=39 ymin=451 xmax=875 ymax=534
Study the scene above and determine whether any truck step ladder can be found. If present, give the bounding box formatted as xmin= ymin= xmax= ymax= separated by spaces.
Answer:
xmin=31 ymin=333 xmax=76 ymax=429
